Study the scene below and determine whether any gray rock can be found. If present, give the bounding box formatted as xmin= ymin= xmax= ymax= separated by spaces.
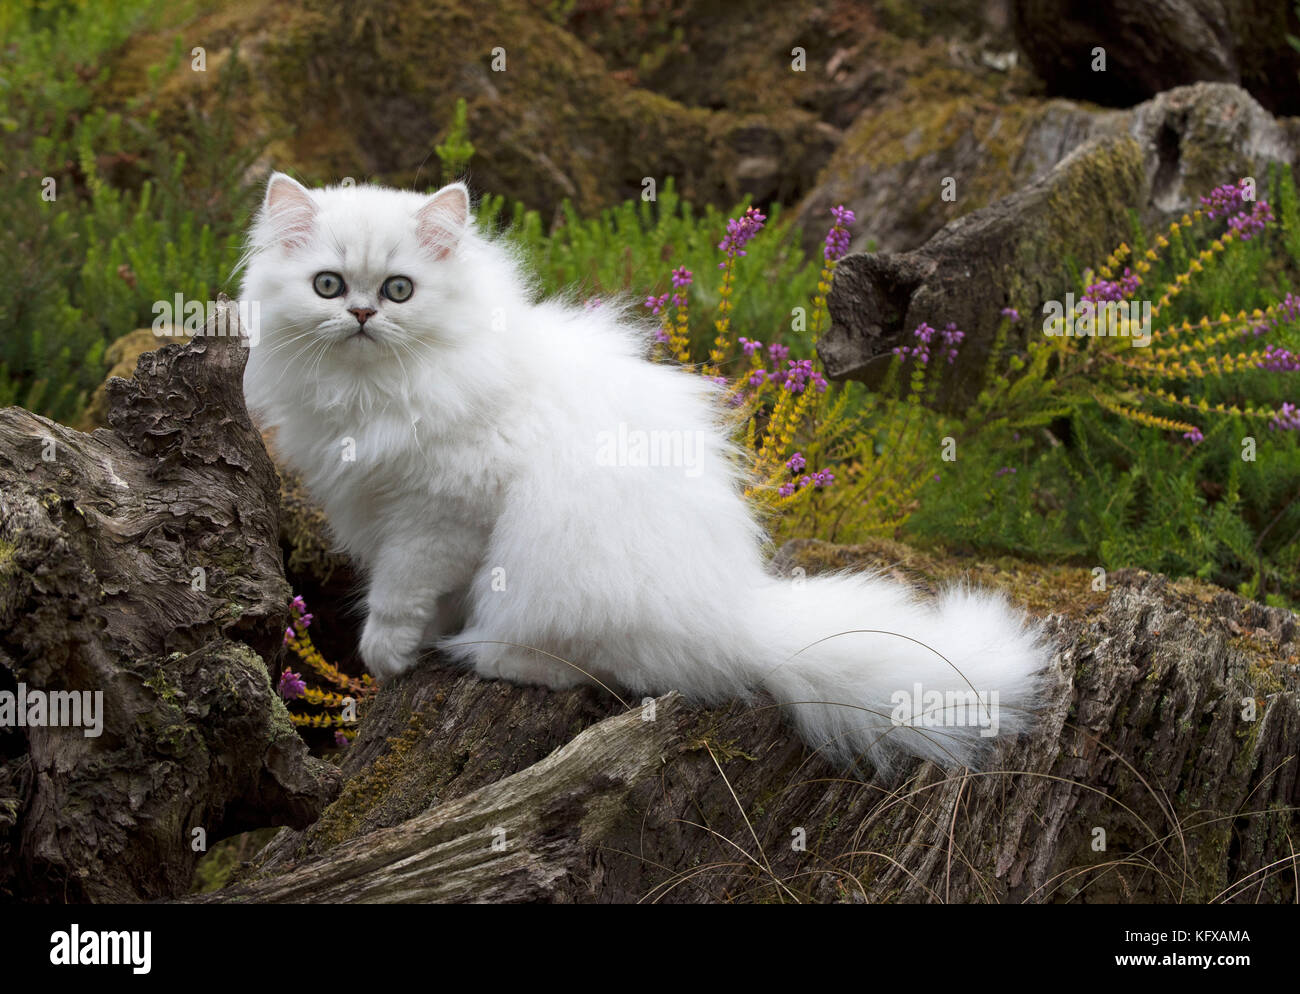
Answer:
xmin=1012 ymin=0 xmax=1300 ymax=116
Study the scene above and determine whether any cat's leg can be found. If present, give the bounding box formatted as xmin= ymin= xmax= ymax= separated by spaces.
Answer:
xmin=420 ymin=588 xmax=469 ymax=648
xmin=359 ymin=536 xmax=477 ymax=678
xmin=439 ymin=526 xmax=598 ymax=691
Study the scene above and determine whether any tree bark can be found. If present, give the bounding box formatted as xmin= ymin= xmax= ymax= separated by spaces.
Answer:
xmin=0 ymin=298 xmax=339 ymax=902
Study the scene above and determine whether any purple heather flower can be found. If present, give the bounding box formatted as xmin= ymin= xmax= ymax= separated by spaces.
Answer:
xmin=1000 ymin=307 xmax=1020 ymax=323
xmin=739 ymin=337 xmax=763 ymax=356
xmin=334 ymin=731 xmax=350 ymax=748
xmin=1200 ymin=182 xmax=1250 ymax=219
xmin=830 ymin=204 xmax=855 ymax=227
xmin=1269 ymin=403 xmax=1300 ymax=432
xmin=718 ymin=206 xmax=767 ymax=265
xmin=1083 ymin=267 xmax=1140 ymax=303
xmin=1278 ymin=292 xmax=1300 ymax=323
xmin=584 ymin=296 xmax=603 ymax=310
xmin=1240 ymin=293 xmax=1299 ymax=341
xmin=278 ymin=668 xmax=306 ymax=699
xmin=283 ymin=627 xmax=294 ymax=646
xmin=671 ymin=266 xmax=693 ymax=289
xmin=1183 ymin=427 xmax=1205 ymax=444
xmin=779 ymin=463 xmax=835 ymax=495
xmin=823 ymin=205 xmax=856 ymax=262
xmin=779 ymin=358 xmax=828 ymax=393
xmin=644 ymin=292 xmax=670 ymax=316
xmin=291 ymin=595 xmax=306 ymax=613
xmin=1258 ymin=345 xmax=1300 ymax=373
xmin=1228 ymin=200 xmax=1274 ymax=241
xmin=1200 ymin=181 xmax=1274 ymax=241
xmin=767 ymin=342 xmax=790 ymax=364
xmin=894 ymin=321 xmax=963 ymax=364
xmin=747 ymin=368 xmax=768 ymax=387
xmin=653 ymin=327 xmax=671 ymax=344
xmin=994 ymin=466 xmax=1017 ymax=478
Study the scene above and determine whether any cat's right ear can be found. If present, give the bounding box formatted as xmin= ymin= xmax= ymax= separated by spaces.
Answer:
xmin=263 ymin=172 xmax=317 ymax=251
xmin=415 ymin=183 xmax=470 ymax=261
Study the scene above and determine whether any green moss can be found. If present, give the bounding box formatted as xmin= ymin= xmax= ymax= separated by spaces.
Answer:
xmin=780 ymin=536 xmax=1107 ymax=620
xmin=0 ymin=539 xmax=16 ymax=580
xmin=1241 ymin=644 xmax=1286 ymax=696
xmin=308 ymin=704 xmax=453 ymax=848
xmin=277 ymin=467 xmax=348 ymax=586
xmin=142 ymin=664 xmax=183 ymax=705
xmin=829 ymin=65 xmax=1042 ymax=203
xmin=1027 ymin=135 xmax=1147 ymax=280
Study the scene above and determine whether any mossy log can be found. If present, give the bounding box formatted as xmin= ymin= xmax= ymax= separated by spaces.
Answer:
xmin=195 ymin=542 xmax=1299 ymax=904
xmin=814 ymin=83 xmax=1299 ymax=406
xmin=0 ymin=299 xmax=339 ymax=902
xmin=818 ymin=133 xmax=1147 ymax=406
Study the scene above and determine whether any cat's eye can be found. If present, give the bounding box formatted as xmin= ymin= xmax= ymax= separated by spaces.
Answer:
xmin=382 ymin=276 xmax=413 ymax=302
xmin=313 ymin=272 xmax=345 ymax=298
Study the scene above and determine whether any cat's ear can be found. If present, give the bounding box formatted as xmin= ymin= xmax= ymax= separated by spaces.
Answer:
xmin=415 ymin=183 xmax=470 ymax=260
xmin=263 ymin=172 xmax=317 ymax=251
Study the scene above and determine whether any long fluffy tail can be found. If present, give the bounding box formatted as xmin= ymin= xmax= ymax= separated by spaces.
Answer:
xmin=747 ymin=571 xmax=1051 ymax=773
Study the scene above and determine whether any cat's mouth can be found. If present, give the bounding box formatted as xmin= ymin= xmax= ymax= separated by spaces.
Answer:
xmin=349 ymin=328 xmax=375 ymax=342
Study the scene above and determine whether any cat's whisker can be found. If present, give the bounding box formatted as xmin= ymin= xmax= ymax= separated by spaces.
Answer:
xmin=266 ymin=332 xmax=325 ymax=366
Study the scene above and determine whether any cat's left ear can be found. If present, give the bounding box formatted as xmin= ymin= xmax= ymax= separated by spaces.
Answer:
xmin=415 ymin=183 xmax=470 ymax=260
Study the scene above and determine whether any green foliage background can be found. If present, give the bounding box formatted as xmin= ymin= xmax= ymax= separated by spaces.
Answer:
xmin=2 ymin=0 xmax=1297 ymax=608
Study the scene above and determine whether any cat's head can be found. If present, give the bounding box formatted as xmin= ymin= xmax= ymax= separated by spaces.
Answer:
xmin=242 ymin=173 xmax=475 ymax=374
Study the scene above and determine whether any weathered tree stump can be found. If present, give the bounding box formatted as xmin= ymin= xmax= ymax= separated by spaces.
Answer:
xmin=0 ymin=299 xmax=339 ymax=902
xmin=195 ymin=541 xmax=1299 ymax=904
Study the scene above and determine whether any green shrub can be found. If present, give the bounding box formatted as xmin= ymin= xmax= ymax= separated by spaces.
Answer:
xmin=0 ymin=0 xmax=257 ymax=422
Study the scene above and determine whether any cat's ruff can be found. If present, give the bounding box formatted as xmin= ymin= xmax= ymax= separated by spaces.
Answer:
xmin=242 ymin=173 xmax=1052 ymax=773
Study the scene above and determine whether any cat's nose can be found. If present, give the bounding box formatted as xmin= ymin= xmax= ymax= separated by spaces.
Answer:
xmin=349 ymin=307 xmax=376 ymax=326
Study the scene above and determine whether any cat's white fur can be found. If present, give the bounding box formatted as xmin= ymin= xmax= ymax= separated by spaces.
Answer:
xmin=241 ymin=173 xmax=1052 ymax=772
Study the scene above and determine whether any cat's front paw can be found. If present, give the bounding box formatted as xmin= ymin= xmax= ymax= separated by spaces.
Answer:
xmin=359 ymin=617 xmax=423 ymax=678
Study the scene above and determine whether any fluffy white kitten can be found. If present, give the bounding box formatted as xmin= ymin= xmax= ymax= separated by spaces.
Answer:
xmin=241 ymin=173 xmax=1051 ymax=773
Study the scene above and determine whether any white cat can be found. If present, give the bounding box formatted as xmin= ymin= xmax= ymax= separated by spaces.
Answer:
xmin=241 ymin=173 xmax=1052 ymax=773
